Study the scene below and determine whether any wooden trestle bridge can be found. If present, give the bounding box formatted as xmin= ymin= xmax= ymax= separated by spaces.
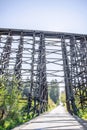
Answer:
xmin=0 ymin=28 xmax=87 ymax=118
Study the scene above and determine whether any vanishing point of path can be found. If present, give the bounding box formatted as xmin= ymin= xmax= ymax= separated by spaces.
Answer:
xmin=12 ymin=105 xmax=87 ymax=130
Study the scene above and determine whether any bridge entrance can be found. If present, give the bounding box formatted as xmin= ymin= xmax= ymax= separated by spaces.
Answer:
xmin=0 ymin=28 xmax=87 ymax=115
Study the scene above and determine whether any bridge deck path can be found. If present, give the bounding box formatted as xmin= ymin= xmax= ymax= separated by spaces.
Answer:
xmin=12 ymin=105 xmax=87 ymax=130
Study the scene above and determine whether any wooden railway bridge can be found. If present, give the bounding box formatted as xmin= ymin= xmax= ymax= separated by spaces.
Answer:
xmin=0 ymin=28 xmax=87 ymax=117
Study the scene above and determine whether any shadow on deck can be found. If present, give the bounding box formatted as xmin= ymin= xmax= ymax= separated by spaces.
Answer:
xmin=12 ymin=105 xmax=87 ymax=130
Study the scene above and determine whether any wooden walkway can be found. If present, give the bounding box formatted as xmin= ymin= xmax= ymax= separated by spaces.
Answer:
xmin=12 ymin=105 xmax=87 ymax=130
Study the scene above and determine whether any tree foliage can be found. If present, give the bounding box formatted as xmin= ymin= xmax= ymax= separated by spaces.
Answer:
xmin=0 ymin=76 xmax=26 ymax=130
xmin=48 ymin=79 xmax=59 ymax=104
xmin=60 ymin=91 xmax=66 ymax=106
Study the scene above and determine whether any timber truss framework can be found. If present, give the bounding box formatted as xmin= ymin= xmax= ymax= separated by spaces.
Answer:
xmin=0 ymin=28 xmax=87 ymax=115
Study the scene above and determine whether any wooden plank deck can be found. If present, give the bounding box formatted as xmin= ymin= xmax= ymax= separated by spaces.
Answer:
xmin=12 ymin=105 xmax=87 ymax=130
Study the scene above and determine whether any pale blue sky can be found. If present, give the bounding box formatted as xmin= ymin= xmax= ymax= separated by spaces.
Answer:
xmin=0 ymin=0 xmax=87 ymax=34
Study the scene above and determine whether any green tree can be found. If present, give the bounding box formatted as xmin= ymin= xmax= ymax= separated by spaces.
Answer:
xmin=0 ymin=76 xmax=22 ymax=120
xmin=49 ymin=79 xmax=59 ymax=104
xmin=0 ymin=76 xmax=7 ymax=120
xmin=60 ymin=91 xmax=66 ymax=106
